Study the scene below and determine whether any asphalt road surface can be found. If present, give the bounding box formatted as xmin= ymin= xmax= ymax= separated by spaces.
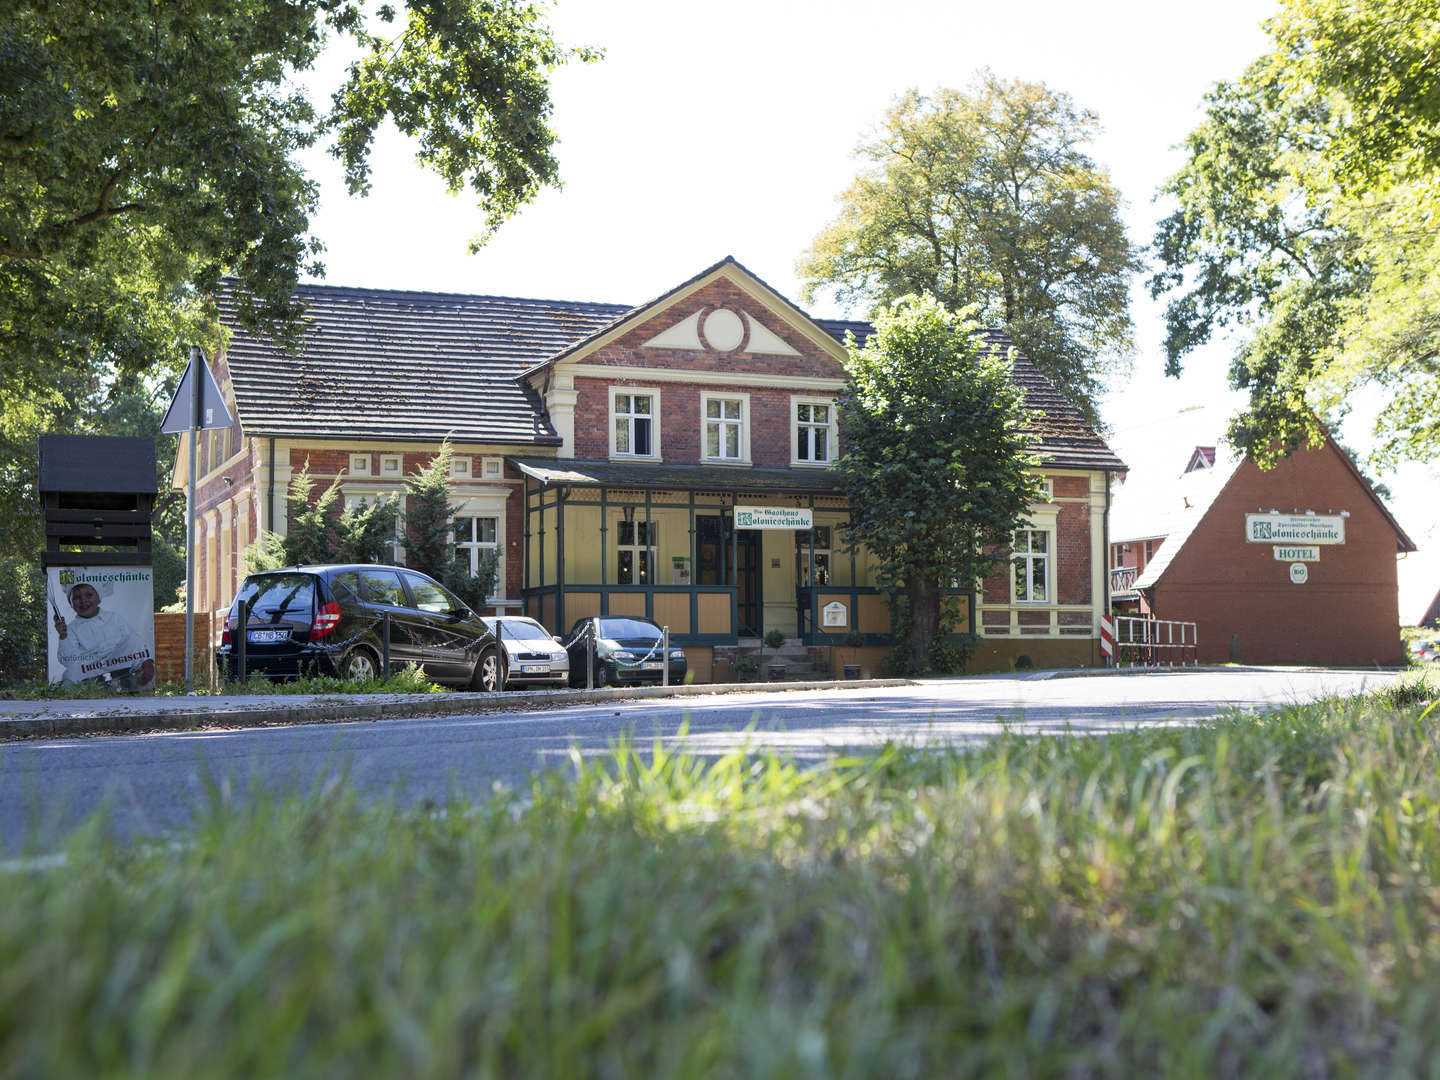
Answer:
xmin=0 ymin=668 xmax=1400 ymax=850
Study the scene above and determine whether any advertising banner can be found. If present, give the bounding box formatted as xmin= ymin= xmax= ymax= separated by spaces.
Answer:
xmin=734 ymin=506 xmax=813 ymax=530
xmin=46 ymin=566 xmax=156 ymax=691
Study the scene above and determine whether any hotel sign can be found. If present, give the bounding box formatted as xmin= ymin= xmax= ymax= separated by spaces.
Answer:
xmin=1273 ymin=546 xmax=1320 ymax=561
xmin=1245 ymin=514 xmax=1345 ymax=545
xmin=734 ymin=506 xmax=813 ymax=530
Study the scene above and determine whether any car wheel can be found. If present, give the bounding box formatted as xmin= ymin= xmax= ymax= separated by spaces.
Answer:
xmin=593 ymin=662 xmax=608 ymax=689
xmin=472 ymin=648 xmax=502 ymax=692
xmin=341 ymin=648 xmax=380 ymax=683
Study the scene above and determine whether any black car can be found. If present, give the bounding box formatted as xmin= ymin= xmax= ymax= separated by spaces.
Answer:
xmin=218 ymin=565 xmax=502 ymax=690
xmin=564 ymin=616 xmax=687 ymax=687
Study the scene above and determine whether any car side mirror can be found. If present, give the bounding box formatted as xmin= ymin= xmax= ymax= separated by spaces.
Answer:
xmin=553 ymin=635 xmax=564 ymax=645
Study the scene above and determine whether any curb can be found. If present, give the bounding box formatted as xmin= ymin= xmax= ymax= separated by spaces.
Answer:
xmin=0 ymin=678 xmax=916 ymax=740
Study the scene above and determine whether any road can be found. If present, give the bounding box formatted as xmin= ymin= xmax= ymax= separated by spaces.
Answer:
xmin=0 ymin=668 xmax=1399 ymax=850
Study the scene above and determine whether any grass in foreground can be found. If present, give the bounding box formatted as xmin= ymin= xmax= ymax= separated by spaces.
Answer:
xmin=2 ymin=682 xmax=1439 ymax=1076
xmin=1 ymin=663 xmax=445 ymax=701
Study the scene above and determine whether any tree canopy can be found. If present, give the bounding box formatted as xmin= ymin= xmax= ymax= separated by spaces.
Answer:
xmin=799 ymin=73 xmax=1141 ymax=431
xmin=1 ymin=0 xmax=596 ymax=418
xmin=836 ymin=295 xmax=1041 ymax=673
xmin=1153 ymin=0 xmax=1439 ymax=468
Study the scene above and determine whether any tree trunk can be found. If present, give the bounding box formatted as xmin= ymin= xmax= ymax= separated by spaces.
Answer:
xmin=905 ymin=574 xmax=942 ymax=672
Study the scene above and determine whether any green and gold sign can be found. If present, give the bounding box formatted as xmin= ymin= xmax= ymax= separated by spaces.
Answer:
xmin=1245 ymin=513 xmax=1345 ymax=545
xmin=734 ymin=506 xmax=813 ymax=530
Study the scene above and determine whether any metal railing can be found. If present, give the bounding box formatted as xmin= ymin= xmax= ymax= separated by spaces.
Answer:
xmin=1112 ymin=615 xmax=1197 ymax=667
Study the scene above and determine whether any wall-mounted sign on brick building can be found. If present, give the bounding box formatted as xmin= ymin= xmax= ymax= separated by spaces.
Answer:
xmin=1273 ymin=546 xmax=1320 ymax=561
xmin=1245 ymin=513 xmax=1345 ymax=544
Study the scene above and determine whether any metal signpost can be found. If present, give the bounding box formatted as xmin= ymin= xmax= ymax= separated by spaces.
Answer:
xmin=159 ymin=346 xmax=234 ymax=692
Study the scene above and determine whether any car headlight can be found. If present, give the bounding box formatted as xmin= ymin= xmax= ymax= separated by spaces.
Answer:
xmin=669 ymin=649 xmax=685 ymax=659
xmin=611 ymin=650 xmax=635 ymax=661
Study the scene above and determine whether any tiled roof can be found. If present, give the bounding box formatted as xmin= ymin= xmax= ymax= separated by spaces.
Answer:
xmin=509 ymin=457 xmax=846 ymax=494
xmin=974 ymin=330 xmax=1126 ymax=472
xmin=217 ymin=283 xmax=628 ymax=443
xmin=215 ymin=273 xmax=1124 ymax=472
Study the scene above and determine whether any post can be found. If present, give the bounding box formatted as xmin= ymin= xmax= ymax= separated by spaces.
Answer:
xmin=381 ymin=610 xmax=391 ymax=675
xmin=235 ymin=599 xmax=248 ymax=682
xmin=184 ymin=345 xmax=201 ymax=692
xmin=662 ymin=625 xmax=670 ymax=687
xmin=586 ymin=620 xmax=594 ymax=690
xmin=496 ymin=618 xmax=506 ymax=687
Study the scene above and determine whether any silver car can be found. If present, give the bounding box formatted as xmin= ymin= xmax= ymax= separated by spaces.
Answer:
xmin=480 ymin=616 xmax=570 ymax=689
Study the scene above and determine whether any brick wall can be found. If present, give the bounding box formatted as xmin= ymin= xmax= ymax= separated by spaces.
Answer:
xmin=153 ymin=610 xmax=222 ymax=686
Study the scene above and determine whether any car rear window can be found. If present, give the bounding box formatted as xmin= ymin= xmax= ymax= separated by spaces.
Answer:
xmin=597 ymin=618 xmax=661 ymax=639
xmin=238 ymin=574 xmax=316 ymax=618
xmin=489 ymin=619 xmax=552 ymax=642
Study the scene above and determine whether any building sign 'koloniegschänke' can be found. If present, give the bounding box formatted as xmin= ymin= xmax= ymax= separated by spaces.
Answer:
xmin=734 ymin=506 xmax=813 ymax=530
xmin=1244 ymin=514 xmax=1345 ymax=544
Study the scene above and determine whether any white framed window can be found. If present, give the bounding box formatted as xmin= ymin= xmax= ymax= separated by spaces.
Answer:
xmin=792 ymin=398 xmax=837 ymax=466
xmin=481 ymin=456 xmax=504 ymax=480
xmin=379 ymin=453 xmax=403 ymax=479
xmin=454 ymin=514 xmax=501 ymax=588
xmin=701 ymin=392 xmax=749 ymax=463
xmin=616 ymin=519 xmax=657 ymax=584
xmin=349 ymin=452 xmax=372 ymax=477
xmin=1012 ymin=529 xmax=1052 ymax=603
xmin=451 ymin=456 xmax=472 ymax=479
xmin=610 ymin=387 xmax=660 ymax=459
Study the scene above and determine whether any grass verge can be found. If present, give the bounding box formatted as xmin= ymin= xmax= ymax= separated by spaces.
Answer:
xmin=2 ymin=683 xmax=1439 ymax=1075
xmin=1 ymin=663 xmax=445 ymax=700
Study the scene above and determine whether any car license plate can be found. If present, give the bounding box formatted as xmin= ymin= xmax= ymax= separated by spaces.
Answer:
xmin=642 ymin=661 xmax=663 ymax=670
xmin=519 ymin=664 xmax=549 ymax=674
xmin=248 ymin=629 xmax=289 ymax=644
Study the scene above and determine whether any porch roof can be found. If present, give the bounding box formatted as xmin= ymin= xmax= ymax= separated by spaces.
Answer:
xmin=508 ymin=457 xmax=846 ymax=494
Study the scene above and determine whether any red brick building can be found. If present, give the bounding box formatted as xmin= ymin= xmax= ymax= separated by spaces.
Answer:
xmin=176 ymin=257 xmax=1125 ymax=676
xmin=1109 ymin=440 xmax=1414 ymax=665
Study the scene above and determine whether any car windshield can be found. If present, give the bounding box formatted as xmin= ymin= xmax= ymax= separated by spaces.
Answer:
xmin=488 ymin=619 xmax=553 ymax=642
xmin=237 ymin=574 xmax=315 ymax=618
xmin=597 ymin=618 xmax=661 ymax=640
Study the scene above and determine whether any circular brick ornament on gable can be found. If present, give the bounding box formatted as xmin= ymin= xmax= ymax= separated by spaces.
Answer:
xmin=701 ymin=308 xmax=745 ymax=352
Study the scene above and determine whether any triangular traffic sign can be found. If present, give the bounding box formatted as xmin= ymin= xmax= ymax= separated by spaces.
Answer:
xmin=160 ymin=348 xmax=234 ymax=433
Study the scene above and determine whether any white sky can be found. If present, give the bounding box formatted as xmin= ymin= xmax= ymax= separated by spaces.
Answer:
xmin=293 ymin=0 xmax=1438 ymax=592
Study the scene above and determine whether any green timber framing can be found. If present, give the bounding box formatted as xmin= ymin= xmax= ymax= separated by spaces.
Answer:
xmin=515 ymin=459 xmax=974 ymax=649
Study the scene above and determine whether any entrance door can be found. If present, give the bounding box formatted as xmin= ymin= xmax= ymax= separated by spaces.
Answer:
xmin=733 ymin=528 xmax=762 ymax=637
xmin=697 ymin=515 xmax=762 ymax=637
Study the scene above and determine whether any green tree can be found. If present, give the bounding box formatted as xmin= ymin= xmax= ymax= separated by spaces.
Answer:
xmin=333 ymin=497 xmax=401 ymax=566
xmin=836 ymin=295 xmax=1041 ymax=673
xmin=1 ymin=0 xmax=598 ymax=423
xmin=798 ymin=73 xmax=1141 ymax=430
xmin=246 ymin=461 xmax=343 ymax=570
xmin=404 ymin=445 xmax=496 ymax=607
xmin=1153 ymin=0 xmax=1440 ymax=468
